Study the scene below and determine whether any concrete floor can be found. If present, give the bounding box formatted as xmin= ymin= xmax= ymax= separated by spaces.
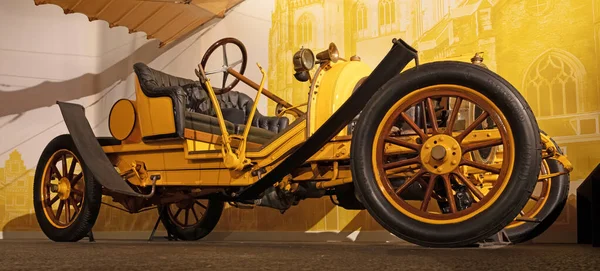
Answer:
xmin=0 ymin=240 xmax=598 ymax=270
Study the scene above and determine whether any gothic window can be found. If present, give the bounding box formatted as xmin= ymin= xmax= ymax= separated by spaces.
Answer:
xmin=479 ymin=8 xmax=492 ymax=31
xmin=524 ymin=49 xmax=583 ymax=117
xmin=355 ymin=2 xmax=368 ymax=38
xmin=297 ymin=13 xmax=314 ymax=47
xmin=526 ymin=0 xmax=552 ymax=16
xmin=378 ymin=0 xmax=396 ymax=34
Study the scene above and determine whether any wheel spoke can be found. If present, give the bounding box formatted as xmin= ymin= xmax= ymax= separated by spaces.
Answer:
xmin=174 ymin=208 xmax=183 ymax=219
xmin=222 ymin=71 xmax=229 ymax=89
xmin=70 ymin=196 xmax=80 ymax=215
xmin=451 ymin=171 xmax=484 ymax=200
xmin=400 ymin=112 xmax=428 ymax=140
xmin=420 ymin=174 xmax=437 ymax=211
xmin=222 ymin=43 xmax=229 ymax=66
xmin=72 ymin=194 xmax=82 ymax=204
xmin=462 ymin=138 xmax=503 ymax=153
xmin=72 ymin=189 xmax=84 ymax=196
xmin=56 ymin=201 xmax=64 ymax=221
xmin=457 ymin=111 xmax=489 ymax=142
xmin=61 ymin=155 xmax=68 ymax=178
xmin=49 ymin=195 xmax=60 ymax=205
xmin=425 ymin=98 xmax=439 ymax=134
xmin=388 ymin=165 xmax=421 ymax=175
xmin=68 ymin=157 xmax=77 ymax=179
xmin=70 ymin=172 xmax=83 ymax=186
xmin=65 ymin=199 xmax=71 ymax=222
xmin=205 ymin=69 xmax=223 ymax=75
xmin=446 ymin=97 xmax=462 ymax=135
xmin=417 ymin=178 xmax=444 ymax=200
xmin=442 ymin=174 xmax=458 ymax=213
xmin=383 ymin=157 xmax=421 ymax=170
xmin=385 ymin=137 xmax=420 ymax=151
xmin=184 ymin=209 xmax=190 ymax=226
xmin=51 ymin=164 xmax=62 ymax=179
xmin=461 ymin=159 xmax=501 ymax=174
xmin=394 ymin=169 xmax=426 ymax=195
xmin=195 ymin=200 xmax=208 ymax=210
xmin=191 ymin=207 xmax=200 ymax=222
xmin=228 ymin=59 xmax=243 ymax=68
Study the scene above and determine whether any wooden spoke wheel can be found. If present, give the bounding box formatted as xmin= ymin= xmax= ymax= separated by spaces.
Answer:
xmin=373 ymin=86 xmax=514 ymax=222
xmin=351 ymin=61 xmax=541 ymax=247
xmin=158 ymin=198 xmax=224 ymax=241
xmin=33 ymin=135 xmax=102 ymax=242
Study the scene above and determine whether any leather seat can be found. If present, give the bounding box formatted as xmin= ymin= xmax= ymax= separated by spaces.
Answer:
xmin=185 ymin=84 xmax=289 ymax=133
xmin=184 ymin=111 xmax=275 ymax=144
xmin=133 ymin=63 xmax=287 ymax=144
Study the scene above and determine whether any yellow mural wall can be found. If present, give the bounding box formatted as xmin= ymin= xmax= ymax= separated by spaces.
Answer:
xmin=0 ymin=0 xmax=593 ymax=242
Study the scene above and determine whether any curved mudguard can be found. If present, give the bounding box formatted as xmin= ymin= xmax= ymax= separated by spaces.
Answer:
xmin=57 ymin=101 xmax=143 ymax=197
xmin=236 ymin=38 xmax=419 ymax=200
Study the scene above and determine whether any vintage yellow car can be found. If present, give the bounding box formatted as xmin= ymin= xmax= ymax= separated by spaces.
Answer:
xmin=32 ymin=37 xmax=572 ymax=247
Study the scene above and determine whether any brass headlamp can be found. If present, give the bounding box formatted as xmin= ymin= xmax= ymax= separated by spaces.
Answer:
xmin=292 ymin=48 xmax=315 ymax=82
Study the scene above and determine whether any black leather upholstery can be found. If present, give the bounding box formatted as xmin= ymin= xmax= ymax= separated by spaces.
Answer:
xmin=185 ymin=86 xmax=290 ymax=133
xmin=133 ymin=63 xmax=190 ymax=139
xmin=133 ymin=63 xmax=288 ymax=144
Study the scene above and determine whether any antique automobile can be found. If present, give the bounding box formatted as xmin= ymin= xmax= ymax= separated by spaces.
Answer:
xmin=32 ymin=37 xmax=573 ymax=247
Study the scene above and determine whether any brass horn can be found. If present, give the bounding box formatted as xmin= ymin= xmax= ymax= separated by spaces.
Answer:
xmin=316 ymin=42 xmax=339 ymax=63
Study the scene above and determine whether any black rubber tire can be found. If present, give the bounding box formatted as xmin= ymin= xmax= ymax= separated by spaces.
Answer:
xmin=505 ymin=138 xmax=570 ymax=244
xmin=351 ymin=61 xmax=541 ymax=247
xmin=158 ymin=200 xmax=224 ymax=241
xmin=33 ymin=134 xmax=102 ymax=242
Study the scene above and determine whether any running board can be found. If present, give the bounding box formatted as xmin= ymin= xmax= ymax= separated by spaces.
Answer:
xmin=57 ymin=101 xmax=148 ymax=197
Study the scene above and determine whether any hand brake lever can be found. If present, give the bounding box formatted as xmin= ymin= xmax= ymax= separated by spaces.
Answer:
xmin=195 ymin=64 xmax=207 ymax=84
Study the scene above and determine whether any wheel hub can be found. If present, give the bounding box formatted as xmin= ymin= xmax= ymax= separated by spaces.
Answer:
xmin=420 ymin=134 xmax=462 ymax=175
xmin=56 ymin=177 xmax=71 ymax=200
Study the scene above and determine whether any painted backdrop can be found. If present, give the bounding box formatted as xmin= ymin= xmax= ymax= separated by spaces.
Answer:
xmin=0 ymin=0 xmax=595 ymax=243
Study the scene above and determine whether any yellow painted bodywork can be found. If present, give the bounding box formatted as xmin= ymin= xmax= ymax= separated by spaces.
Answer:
xmin=109 ymin=99 xmax=137 ymax=141
xmin=134 ymin=78 xmax=176 ymax=139
xmin=101 ymin=59 xmax=572 ymax=200
xmin=308 ymin=60 xmax=372 ymax=136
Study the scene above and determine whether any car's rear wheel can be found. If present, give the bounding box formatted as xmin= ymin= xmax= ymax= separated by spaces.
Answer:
xmin=158 ymin=198 xmax=224 ymax=241
xmin=351 ymin=61 xmax=541 ymax=247
xmin=504 ymin=137 xmax=569 ymax=243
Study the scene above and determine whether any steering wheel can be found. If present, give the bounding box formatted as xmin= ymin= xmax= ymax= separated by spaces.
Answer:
xmin=200 ymin=37 xmax=248 ymax=94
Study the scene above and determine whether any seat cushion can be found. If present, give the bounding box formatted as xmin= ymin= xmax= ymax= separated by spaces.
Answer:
xmin=185 ymin=112 xmax=235 ymax=135
xmin=221 ymin=108 xmax=246 ymax=125
xmin=235 ymin=124 xmax=277 ymax=145
xmin=185 ymin=112 xmax=275 ymax=144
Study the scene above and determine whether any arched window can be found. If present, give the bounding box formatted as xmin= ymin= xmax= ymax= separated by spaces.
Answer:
xmin=378 ymin=0 xmax=396 ymax=34
xmin=526 ymin=0 xmax=552 ymax=16
xmin=524 ymin=49 xmax=584 ymax=117
xmin=378 ymin=0 xmax=396 ymax=26
xmin=355 ymin=2 xmax=368 ymax=38
xmin=297 ymin=13 xmax=314 ymax=47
